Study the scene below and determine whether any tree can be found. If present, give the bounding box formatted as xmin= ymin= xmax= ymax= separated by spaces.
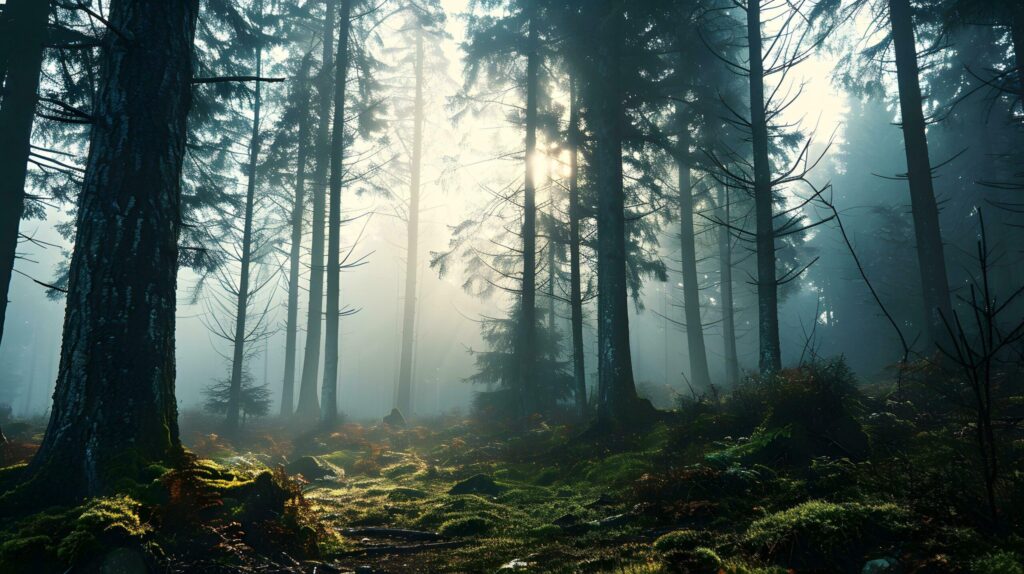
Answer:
xmin=225 ymin=0 xmax=270 ymax=433
xmin=280 ymin=51 xmax=315 ymax=416
xmin=0 ymin=0 xmax=49 ymax=349
xmin=320 ymin=0 xmax=354 ymax=426
xmin=296 ymin=0 xmax=337 ymax=420
xmin=585 ymin=0 xmax=643 ymax=422
xmin=23 ymin=0 xmax=200 ymax=498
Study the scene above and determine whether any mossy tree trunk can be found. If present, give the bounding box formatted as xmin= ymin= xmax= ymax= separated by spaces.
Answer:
xmin=28 ymin=0 xmax=199 ymax=497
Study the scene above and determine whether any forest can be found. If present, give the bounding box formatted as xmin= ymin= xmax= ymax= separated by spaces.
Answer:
xmin=0 ymin=0 xmax=1023 ymax=572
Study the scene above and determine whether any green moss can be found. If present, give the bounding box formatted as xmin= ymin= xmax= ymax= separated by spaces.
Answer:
xmin=744 ymin=501 xmax=913 ymax=570
xmin=582 ymin=452 xmax=653 ymax=486
xmin=972 ymin=551 xmax=1024 ymax=574
xmin=653 ymin=529 xmax=704 ymax=554
xmin=439 ymin=515 xmax=493 ymax=537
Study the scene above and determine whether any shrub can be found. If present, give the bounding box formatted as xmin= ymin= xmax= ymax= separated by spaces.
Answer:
xmin=744 ymin=500 xmax=913 ymax=570
xmin=972 ymin=552 xmax=1024 ymax=574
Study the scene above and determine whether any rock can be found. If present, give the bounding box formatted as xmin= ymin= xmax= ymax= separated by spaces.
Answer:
xmin=448 ymin=473 xmax=504 ymax=496
xmin=862 ymin=557 xmax=901 ymax=574
xmin=383 ymin=408 xmax=407 ymax=428
xmin=285 ymin=455 xmax=342 ymax=481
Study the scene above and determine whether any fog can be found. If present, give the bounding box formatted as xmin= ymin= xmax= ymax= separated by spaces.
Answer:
xmin=1 ymin=0 xmax=1020 ymax=422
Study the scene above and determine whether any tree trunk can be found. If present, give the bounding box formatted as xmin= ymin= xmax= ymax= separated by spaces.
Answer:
xmin=675 ymin=107 xmax=711 ymax=388
xmin=27 ymin=0 xmax=199 ymax=498
xmin=746 ymin=0 xmax=781 ymax=374
xmin=281 ymin=53 xmax=314 ymax=416
xmin=887 ymin=0 xmax=952 ymax=347
xmin=226 ymin=8 xmax=264 ymax=433
xmin=396 ymin=27 xmax=424 ymax=419
xmin=321 ymin=0 xmax=353 ymax=426
xmin=296 ymin=0 xmax=336 ymax=419
xmin=517 ymin=0 xmax=540 ymax=417
xmin=0 ymin=0 xmax=48 ymax=350
xmin=591 ymin=0 xmax=640 ymax=423
xmin=568 ymin=75 xmax=587 ymax=416
xmin=717 ymin=186 xmax=739 ymax=385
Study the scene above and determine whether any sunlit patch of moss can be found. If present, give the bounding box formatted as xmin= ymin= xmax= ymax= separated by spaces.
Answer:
xmin=972 ymin=551 xmax=1024 ymax=574
xmin=744 ymin=500 xmax=914 ymax=570
xmin=581 ymin=452 xmax=653 ymax=486
xmin=439 ymin=515 xmax=492 ymax=537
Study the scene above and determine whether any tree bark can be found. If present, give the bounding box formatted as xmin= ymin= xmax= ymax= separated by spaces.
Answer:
xmin=591 ymin=0 xmax=640 ymax=423
xmin=296 ymin=0 xmax=337 ymax=419
xmin=568 ymin=75 xmax=587 ymax=416
xmin=0 ymin=0 xmax=49 ymax=350
xmin=28 ymin=0 xmax=199 ymax=498
xmin=281 ymin=54 xmax=314 ymax=416
xmin=717 ymin=186 xmax=739 ymax=386
xmin=396 ymin=27 xmax=424 ymax=418
xmin=226 ymin=5 xmax=264 ymax=433
xmin=321 ymin=0 xmax=353 ymax=426
xmin=887 ymin=0 xmax=952 ymax=348
xmin=674 ymin=107 xmax=711 ymax=388
xmin=746 ymin=0 xmax=781 ymax=373
xmin=517 ymin=0 xmax=540 ymax=417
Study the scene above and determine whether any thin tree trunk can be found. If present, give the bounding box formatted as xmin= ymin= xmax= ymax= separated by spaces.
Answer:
xmin=396 ymin=27 xmax=424 ymax=418
xmin=717 ymin=186 xmax=739 ymax=385
xmin=0 ymin=0 xmax=48 ymax=350
xmin=27 ymin=0 xmax=199 ymax=498
xmin=226 ymin=8 xmax=264 ymax=433
xmin=296 ymin=0 xmax=337 ymax=419
xmin=281 ymin=53 xmax=314 ymax=416
xmin=568 ymin=75 xmax=586 ymax=416
xmin=591 ymin=0 xmax=640 ymax=423
xmin=517 ymin=0 xmax=540 ymax=416
xmin=887 ymin=0 xmax=952 ymax=347
xmin=675 ymin=107 xmax=711 ymax=388
xmin=746 ymin=0 xmax=781 ymax=373
xmin=321 ymin=0 xmax=353 ymax=426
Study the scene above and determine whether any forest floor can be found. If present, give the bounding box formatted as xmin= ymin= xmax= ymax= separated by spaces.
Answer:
xmin=1 ymin=361 xmax=1023 ymax=573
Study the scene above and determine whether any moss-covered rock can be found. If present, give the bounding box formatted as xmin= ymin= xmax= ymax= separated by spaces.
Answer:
xmin=743 ymin=500 xmax=913 ymax=570
xmin=653 ymin=529 xmax=704 ymax=554
xmin=439 ymin=515 xmax=492 ymax=537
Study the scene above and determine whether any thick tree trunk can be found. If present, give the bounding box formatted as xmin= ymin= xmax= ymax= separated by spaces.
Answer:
xmin=517 ymin=1 xmax=540 ymax=416
xmin=28 ymin=0 xmax=198 ymax=498
xmin=296 ymin=0 xmax=337 ymax=419
xmin=675 ymin=108 xmax=711 ymax=388
xmin=887 ymin=0 xmax=952 ymax=348
xmin=226 ymin=14 xmax=264 ymax=433
xmin=281 ymin=55 xmax=314 ymax=416
xmin=0 ymin=0 xmax=48 ymax=350
xmin=396 ymin=28 xmax=424 ymax=418
xmin=568 ymin=76 xmax=586 ymax=416
xmin=717 ymin=186 xmax=739 ymax=385
xmin=591 ymin=0 xmax=640 ymax=423
xmin=321 ymin=0 xmax=353 ymax=426
xmin=746 ymin=0 xmax=781 ymax=374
